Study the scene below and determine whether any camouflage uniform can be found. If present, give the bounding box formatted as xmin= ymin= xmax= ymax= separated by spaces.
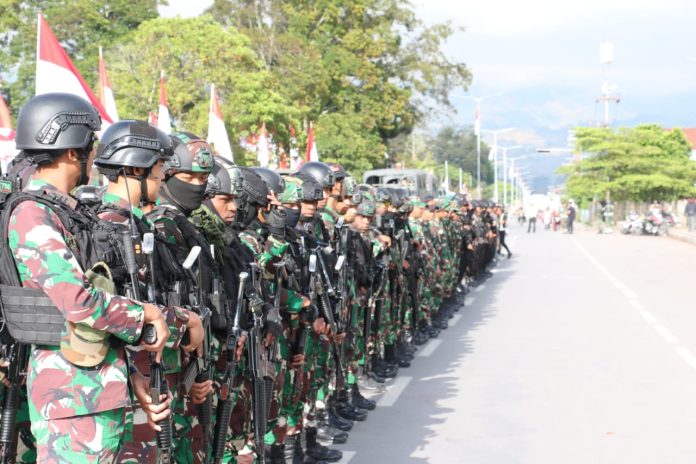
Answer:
xmin=9 ymin=178 xmax=144 ymax=463
xmin=97 ymin=192 xmax=190 ymax=464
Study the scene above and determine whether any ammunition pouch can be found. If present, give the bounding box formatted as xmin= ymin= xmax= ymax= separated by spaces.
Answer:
xmin=0 ymin=284 xmax=63 ymax=346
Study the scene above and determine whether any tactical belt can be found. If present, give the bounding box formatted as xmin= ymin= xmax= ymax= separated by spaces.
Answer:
xmin=0 ymin=284 xmax=63 ymax=346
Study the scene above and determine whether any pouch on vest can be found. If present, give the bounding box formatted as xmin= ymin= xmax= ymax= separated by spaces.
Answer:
xmin=60 ymin=262 xmax=113 ymax=367
xmin=0 ymin=284 xmax=63 ymax=345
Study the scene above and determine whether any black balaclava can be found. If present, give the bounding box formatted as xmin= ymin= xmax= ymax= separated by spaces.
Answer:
xmin=285 ymin=208 xmax=301 ymax=228
xmin=163 ymin=176 xmax=207 ymax=215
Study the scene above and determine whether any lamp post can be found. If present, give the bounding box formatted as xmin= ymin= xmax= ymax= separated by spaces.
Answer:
xmin=497 ymin=145 xmax=522 ymax=206
xmin=456 ymin=91 xmax=508 ymax=199
xmin=481 ymin=127 xmax=516 ymax=203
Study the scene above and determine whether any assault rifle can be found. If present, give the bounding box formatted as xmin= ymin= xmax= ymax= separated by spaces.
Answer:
xmin=121 ymin=230 xmax=173 ymax=464
xmin=248 ymin=263 xmax=273 ymax=464
xmin=308 ymin=248 xmax=345 ymax=388
xmin=212 ymin=271 xmax=247 ymax=464
xmin=180 ymin=246 xmax=212 ymax=464
xmin=0 ymin=342 xmax=28 ymax=464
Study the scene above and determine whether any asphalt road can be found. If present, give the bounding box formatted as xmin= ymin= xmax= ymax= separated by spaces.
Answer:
xmin=334 ymin=225 xmax=696 ymax=464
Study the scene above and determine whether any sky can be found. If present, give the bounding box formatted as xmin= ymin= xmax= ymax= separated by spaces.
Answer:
xmin=161 ymin=0 xmax=696 ymax=189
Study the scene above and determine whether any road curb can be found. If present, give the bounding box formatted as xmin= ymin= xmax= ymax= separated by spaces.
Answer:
xmin=667 ymin=229 xmax=696 ymax=247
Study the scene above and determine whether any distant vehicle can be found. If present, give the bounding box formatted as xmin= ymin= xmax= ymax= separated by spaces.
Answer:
xmin=363 ymin=168 xmax=439 ymax=198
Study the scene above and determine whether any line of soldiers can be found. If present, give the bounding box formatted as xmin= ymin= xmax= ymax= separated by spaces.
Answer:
xmin=0 ymin=93 xmax=501 ymax=464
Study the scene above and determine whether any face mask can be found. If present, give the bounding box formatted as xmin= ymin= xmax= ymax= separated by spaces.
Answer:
xmin=285 ymin=208 xmax=301 ymax=228
xmin=165 ymin=176 xmax=206 ymax=214
xmin=265 ymin=207 xmax=287 ymax=238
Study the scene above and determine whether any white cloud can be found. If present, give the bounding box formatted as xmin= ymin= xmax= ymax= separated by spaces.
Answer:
xmin=416 ymin=0 xmax=692 ymax=38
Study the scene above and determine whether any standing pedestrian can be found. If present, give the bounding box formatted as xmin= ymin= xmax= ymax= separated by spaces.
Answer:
xmin=496 ymin=206 xmax=512 ymax=258
xmin=685 ymin=198 xmax=696 ymax=232
xmin=567 ymin=201 xmax=577 ymax=234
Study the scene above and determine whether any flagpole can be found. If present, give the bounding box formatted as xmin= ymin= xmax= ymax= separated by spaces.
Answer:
xmin=210 ymin=83 xmax=214 ymax=114
xmin=445 ymin=160 xmax=449 ymax=193
xmin=35 ymin=14 xmax=41 ymax=96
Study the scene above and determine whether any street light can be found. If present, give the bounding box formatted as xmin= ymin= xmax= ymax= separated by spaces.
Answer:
xmin=497 ymin=145 xmax=522 ymax=206
xmin=456 ymin=91 xmax=508 ymax=199
xmin=481 ymin=127 xmax=516 ymax=203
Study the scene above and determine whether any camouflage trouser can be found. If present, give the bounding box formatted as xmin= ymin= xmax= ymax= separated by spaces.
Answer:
xmin=213 ymin=370 xmax=256 ymax=464
xmin=264 ymin=334 xmax=288 ymax=447
xmin=31 ymin=408 xmax=124 ymax=463
xmin=120 ymin=371 xmax=193 ymax=464
xmin=345 ymin=298 xmax=366 ymax=386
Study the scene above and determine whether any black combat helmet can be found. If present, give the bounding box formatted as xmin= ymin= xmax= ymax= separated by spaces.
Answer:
xmin=95 ymin=120 xmax=173 ymax=180
xmin=15 ymin=93 xmax=101 ymax=154
xmin=206 ymin=157 xmax=242 ymax=197
xmin=251 ymin=166 xmax=286 ymax=196
xmin=296 ymin=161 xmax=335 ymax=189
xmin=294 ymin=172 xmax=324 ymax=201
xmin=235 ymin=167 xmax=270 ymax=226
xmin=328 ymin=162 xmax=347 ymax=181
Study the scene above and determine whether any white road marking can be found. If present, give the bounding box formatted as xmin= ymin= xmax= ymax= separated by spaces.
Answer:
xmin=640 ymin=310 xmax=657 ymax=325
xmin=676 ymin=347 xmax=696 ymax=372
xmin=450 ymin=314 xmax=462 ymax=326
xmin=376 ymin=376 xmax=412 ymax=407
xmin=654 ymin=325 xmax=679 ymax=344
xmin=467 ymin=296 xmax=476 ymax=305
xmin=622 ymin=289 xmax=638 ymax=300
xmin=416 ymin=339 xmax=442 ymax=358
xmin=572 ymin=238 xmax=695 ymax=371
xmin=474 ymin=284 xmax=486 ymax=293
xmin=338 ymin=451 xmax=356 ymax=464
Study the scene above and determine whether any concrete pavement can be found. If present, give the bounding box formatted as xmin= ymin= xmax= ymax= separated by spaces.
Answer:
xmin=334 ymin=226 xmax=696 ymax=464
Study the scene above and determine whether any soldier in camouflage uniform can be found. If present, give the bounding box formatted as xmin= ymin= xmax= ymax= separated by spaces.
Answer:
xmin=92 ymin=120 xmax=206 ymax=463
xmin=6 ymin=94 xmax=171 ymax=463
xmin=147 ymin=131 xmax=217 ymax=464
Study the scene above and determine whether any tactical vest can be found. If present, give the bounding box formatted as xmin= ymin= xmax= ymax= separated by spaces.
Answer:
xmin=0 ymin=190 xmax=124 ymax=346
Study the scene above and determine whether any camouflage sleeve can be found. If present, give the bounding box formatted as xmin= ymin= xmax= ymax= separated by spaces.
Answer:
xmin=163 ymin=305 xmax=190 ymax=349
xmin=8 ymin=201 xmax=144 ymax=343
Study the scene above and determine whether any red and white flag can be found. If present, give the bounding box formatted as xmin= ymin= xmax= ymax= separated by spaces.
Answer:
xmin=0 ymin=91 xmax=17 ymax=173
xmin=148 ymin=111 xmax=158 ymax=126
xmin=207 ymin=83 xmax=233 ymax=161
xmin=289 ymin=125 xmax=300 ymax=170
xmin=35 ymin=14 xmax=113 ymax=128
xmin=256 ymin=122 xmax=270 ymax=167
xmin=305 ymin=124 xmax=319 ymax=162
xmin=158 ymin=71 xmax=172 ymax=134
xmin=474 ymin=103 xmax=480 ymax=136
xmin=97 ymin=46 xmax=119 ymax=122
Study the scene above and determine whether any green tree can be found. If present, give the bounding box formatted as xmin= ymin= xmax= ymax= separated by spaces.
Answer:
xmin=560 ymin=125 xmax=696 ymax=204
xmin=206 ymin=0 xmax=471 ymax=177
xmin=430 ymin=125 xmax=493 ymax=183
xmin=109 ymin=15 xmax=296 ymax=162
xmin=0 ymin=0 xmax=160 ymax=115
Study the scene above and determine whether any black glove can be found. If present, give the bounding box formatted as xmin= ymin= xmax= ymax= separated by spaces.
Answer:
xmin=264 ymin=303 xmax=283 ymax=337
xmin=266 ymin=208 xmax=287 ymax=239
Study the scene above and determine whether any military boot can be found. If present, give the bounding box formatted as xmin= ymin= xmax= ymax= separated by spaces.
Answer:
xmin=335 ymin=391 xmax=368 ymax=421
xmin=385 ymin=344 xmax=410 ymax=368
xmin=305 ymin=427 xmax=343 ymax=463
xmin=351 ymin=384 xmax=376 ymax=410
xmin=316 ymin=420 xmax=349 ymax=445
xmin=283 ymin=435 xmax=298 ymax=464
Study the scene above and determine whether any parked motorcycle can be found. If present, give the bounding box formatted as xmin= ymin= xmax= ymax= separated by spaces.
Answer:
xmin=622 ymin=211 xmax=643 ymax=235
